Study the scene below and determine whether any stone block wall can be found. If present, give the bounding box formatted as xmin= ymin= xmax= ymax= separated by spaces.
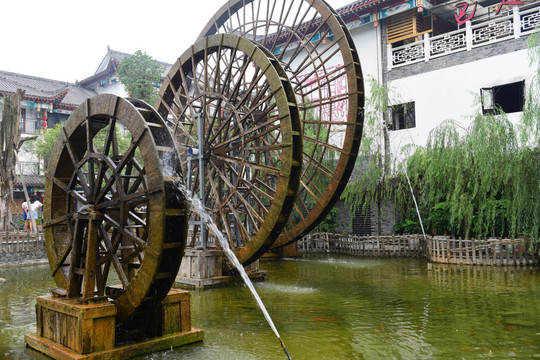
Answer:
xmin=0 ymin=233 xmax=47 ymax=266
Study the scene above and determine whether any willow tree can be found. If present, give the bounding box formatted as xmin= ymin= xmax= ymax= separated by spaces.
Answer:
xmin=28 ymin=121 xmax=133 ymax=171
xmin=512 ymin=30 xmax=540 ymax=243
xmin=522 ymin=30 xmax=540 ymax=144
xmin=341 ymin=77 xmax=408 ymax=234
xmin=408 ymin=110 xmax=519 ymax=238
xmin=0 ymin=90 xmax=23 ymax=230
xmin=410 ymin=118 xmax=462 ymax=235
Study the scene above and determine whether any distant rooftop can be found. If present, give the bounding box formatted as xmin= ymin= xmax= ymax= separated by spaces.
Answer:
xmin=0 ymin=70 xmax=97 ymax=109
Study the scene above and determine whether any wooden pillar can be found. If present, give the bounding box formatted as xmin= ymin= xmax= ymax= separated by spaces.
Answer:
xmin=471 ymin=240 xmax=476 ymax=265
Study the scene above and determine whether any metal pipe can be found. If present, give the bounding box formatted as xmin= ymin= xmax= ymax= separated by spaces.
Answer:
xmin=197 ymin=113 xmax=206 ymax=249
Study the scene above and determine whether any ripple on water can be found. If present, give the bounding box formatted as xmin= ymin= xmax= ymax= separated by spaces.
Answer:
xmin=283 ymin=255 xmax=384 ymax=268
xmin=256 ymin=282 xmax=317 ymax=295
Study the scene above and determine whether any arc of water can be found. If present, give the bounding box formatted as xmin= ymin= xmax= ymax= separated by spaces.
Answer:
xmin=176 ymin=181 xmax=292 ymax=359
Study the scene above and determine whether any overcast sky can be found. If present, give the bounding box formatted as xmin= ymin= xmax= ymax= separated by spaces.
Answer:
xmin=1 ymin=0 xmax=354 ymax=83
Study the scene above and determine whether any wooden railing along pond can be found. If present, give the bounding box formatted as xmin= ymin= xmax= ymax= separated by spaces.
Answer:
xmin=427 ymin=237 xmax=538 ymax=266
xmin=298 ymin=233 xmax=425 ymax=258
xmin=0 ymin=231 xmax=46 ymax=265
xmin=299 ymin=233 xmax=539 ymax=266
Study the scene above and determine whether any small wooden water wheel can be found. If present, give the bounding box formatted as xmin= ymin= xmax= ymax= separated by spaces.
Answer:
xmin=43 ymin=94 xmax=188 ymax=323
xmin=200 ymin=0 xmax=365 ymax=248
xmin=156 ymin=34 xmax=303 ymax=266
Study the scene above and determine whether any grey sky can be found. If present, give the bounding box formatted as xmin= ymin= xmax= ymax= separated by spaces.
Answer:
xmin=1 ymin=0 xmax=353 ymax=83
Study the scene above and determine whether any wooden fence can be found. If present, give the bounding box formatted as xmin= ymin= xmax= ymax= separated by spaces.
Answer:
xmin=0 ymin=231 xmax=47 ymax=265
xmin=426 ymin=237 xmax=538 ymax=266
xmin=298 ymin=233 xmax=425 ymax=258
xmin=299 ymin=233 xmax=539 ymax=266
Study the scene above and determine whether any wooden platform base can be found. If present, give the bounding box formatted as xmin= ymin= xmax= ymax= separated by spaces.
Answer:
xmin=176 ymin=270 xmax=268 ymax=289
xmin=25 ymin=289 xmax=204 ymax=359
xmin=175 ymin=249 xmax=267 ymax=289
xmin=25 ymin=328 xmax=204 ymax=360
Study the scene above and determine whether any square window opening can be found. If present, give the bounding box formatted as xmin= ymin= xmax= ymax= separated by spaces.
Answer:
xmin=389 ymin=102 xmax=416 ymax=131
xmin=481 ymin=80 xmax=525 ymax=115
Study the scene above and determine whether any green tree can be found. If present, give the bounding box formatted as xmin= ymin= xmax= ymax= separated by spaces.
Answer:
xmin=29 ymin=122 xmax=132 ymax=172
xmin=408 ymin=111 xmax=518 ymax=239
xmin=116 ymin=50 xmax=165 ymax=104
xmin=0 ymin=90 xmax=23 ymax=230
xmin=522 ymin=31 xmax=540 ymax=144
xmin=30 ymin=122 xmax=63 ymax=170
xmin=512 ymin=33 xmax=540 ymax=241
xmin=342 ymin=77 xmax=409 ymax=235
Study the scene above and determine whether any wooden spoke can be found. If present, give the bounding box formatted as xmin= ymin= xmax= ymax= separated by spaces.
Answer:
xmin=157 ymin=34 xmax=302 ymax=266
xmin=199 ymin=0 xmax=364 ymax=248
xmin=44 ymin=95 xmax=188 ymax=323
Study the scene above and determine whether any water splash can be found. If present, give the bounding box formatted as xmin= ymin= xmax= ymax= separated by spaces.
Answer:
xmin=257 ymin=283 xmax=317 ymax=295
xmin=176 ymin=181 xmax=292 ymax=360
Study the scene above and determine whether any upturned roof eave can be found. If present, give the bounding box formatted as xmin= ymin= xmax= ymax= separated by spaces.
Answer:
xmin=78 ymin=59 xmax=118 ymax=87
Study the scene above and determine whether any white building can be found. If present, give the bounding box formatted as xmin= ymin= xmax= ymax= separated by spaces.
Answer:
xmin=329 ymin=0 xmax=539 ymax=234
xmin=78 ymin=46 xmax=172 ymax=98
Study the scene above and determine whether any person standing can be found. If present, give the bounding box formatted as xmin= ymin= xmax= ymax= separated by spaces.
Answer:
xmin=22 ymin=200 xmax=29 ymax=232
xmin=29 ymin=194 xmax=43 ymax=232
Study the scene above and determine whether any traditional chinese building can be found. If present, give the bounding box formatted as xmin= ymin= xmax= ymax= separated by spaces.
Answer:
xmin=78 ymin=46 xmax=172 ymax=97
xmin=0 ymin=71 xmax=99 ymax=214
xmin=380 ymin=0 xmax=539 ymax=155
xmin=327 ymin=0 xmax=539 ymax=153
xmin=0 ymin=47 xmax=172 ymax=221
xmin=325 ymin=0 xmax=539 ymax=234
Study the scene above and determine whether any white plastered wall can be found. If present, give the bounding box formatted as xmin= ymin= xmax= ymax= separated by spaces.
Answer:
xmin=385 ymin=48 xmax=536 ymax=158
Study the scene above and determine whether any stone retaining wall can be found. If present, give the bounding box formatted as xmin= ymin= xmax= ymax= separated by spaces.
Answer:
xmin=0 ymin=232 xmax=47 ymax=266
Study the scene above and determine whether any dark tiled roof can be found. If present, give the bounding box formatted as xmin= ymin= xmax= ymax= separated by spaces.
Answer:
xmin=0 ymin=70 xmax=97 ymax=109
xmin=15 ymin=174 xmax=45 ymax=188
xmin=263 ymin=0 xmax=394 ymax=45
xmin=62 ymin=85 xmax=97 ymax=106
xmin=336 ymin=0 xmax=387 ymax=13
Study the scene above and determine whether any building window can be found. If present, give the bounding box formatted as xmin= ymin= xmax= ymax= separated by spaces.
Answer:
xmin=389 ymin=102 xmax=415 ymax=131
xmin=19 ymin=108 xmax=26 ymax=132
xmin=481 ymin=80 xmax=525 ymax=115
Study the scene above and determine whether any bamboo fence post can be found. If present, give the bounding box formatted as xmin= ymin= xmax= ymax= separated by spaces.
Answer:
xmin=362 ymin=236 xmax=365 ymax=256
xmin=512 ymin=240 xmax=517 ymax=266
xmin=450 ymin=238 xmax=455 ymax=264
xmin=493 ymin=240 xmax=498 ymax=266
xmin=458 ymin=237 xmax=463 ymax=264
xmin=443 ymin=238 xmax=447 ymax=263
xmin=471 ymin=240 xmax=476 ymax=265
xmin=478 ymin=240 xmax=483 ymax=265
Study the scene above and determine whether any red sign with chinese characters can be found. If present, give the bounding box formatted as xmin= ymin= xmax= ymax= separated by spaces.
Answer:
xmin=454 ymin=0 xmax=523 ymax=25
xmin=455 ymin=2 xmax=477 ymax=25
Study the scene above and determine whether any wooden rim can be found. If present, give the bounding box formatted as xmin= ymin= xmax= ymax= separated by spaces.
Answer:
xmin=199 ymin=0 xmax=364 ymax=247
xmin=44 ymin=94 xmax=188 ymax=322
xmin=156 ymin=34 xmax=302 ymax=265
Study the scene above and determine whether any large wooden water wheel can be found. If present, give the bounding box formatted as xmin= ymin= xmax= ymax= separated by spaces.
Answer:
xmin=200 ymin=0 xmax=365 ymax=248
xmin=43 ymin=94 xmax=188 ymax=322
xmin=156 ymin=34 xmax=302 ymax=266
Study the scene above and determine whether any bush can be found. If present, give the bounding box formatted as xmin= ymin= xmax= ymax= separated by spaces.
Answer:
xmin=394 ymin=218 xmax=421 ymax=234
xmin=426 ymin=202 xmax=451 ymax=235
xmin=315 ymin=207 xmax=339 ymax=233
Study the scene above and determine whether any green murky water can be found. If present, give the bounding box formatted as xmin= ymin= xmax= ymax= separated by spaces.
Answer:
xmin=1 ymin=256 xmax=539 ymax=359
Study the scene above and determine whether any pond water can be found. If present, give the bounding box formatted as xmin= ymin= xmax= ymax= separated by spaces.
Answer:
xmin=0 ymin=256 xmax=539 ymax=359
